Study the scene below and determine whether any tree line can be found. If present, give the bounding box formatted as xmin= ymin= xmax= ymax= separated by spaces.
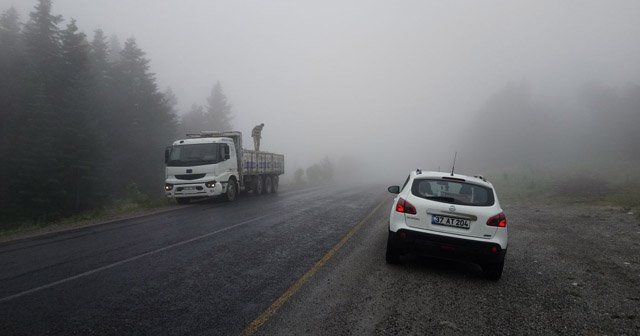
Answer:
xmin=457 ymin=81 xmax=640 ymax=174
xmin=0 ymin=0 xmax=234 ymax=225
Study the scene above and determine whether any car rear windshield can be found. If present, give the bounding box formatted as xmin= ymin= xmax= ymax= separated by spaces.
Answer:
xmin=411 ymin=178 xmax=495 ymax=206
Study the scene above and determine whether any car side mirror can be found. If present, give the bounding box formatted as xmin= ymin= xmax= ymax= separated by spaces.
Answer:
xmin=164 ymin=146 xmax=171 ymax=164
xmin=388 ymin=185 xmax=400 ymax=194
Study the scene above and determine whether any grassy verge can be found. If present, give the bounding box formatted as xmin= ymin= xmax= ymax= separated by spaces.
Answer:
xmin=0 ymin=186 xmax=177 ymax=242
xmin=488 ymin=167 xmax=640 ymax=215
xmin=0 ymin=182 xmax=306 ymax=241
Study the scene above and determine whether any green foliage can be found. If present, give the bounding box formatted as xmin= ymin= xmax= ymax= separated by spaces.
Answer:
xmin=206 ymin=81 xmax=234 ymax=131
xmin=489 ymin=166 xmax=640 ymax=210
xmin=293 ymin=168 xmax=305 ymax=185
xmin=177 ymin=104 xmax=207 ymax=135
xmin=305 ymin=157 xmax=335 ymax=185
xmin=126 ymin=183 xmax=151 ymax=205
xmin=176 ymin=81 xmax=234 ymax=135
xmin=0 ymin=1 xmax=177 ymax=227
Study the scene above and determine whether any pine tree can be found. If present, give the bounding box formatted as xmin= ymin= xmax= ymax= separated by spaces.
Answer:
xmin=205 ymin=81 xmax=234 ymax=131
xmin=108 ymin=38 xmax=176 ymax=196
xmin=85 ymin=29 xmax=114 ymax=205
xmin=58 ymin=19 xmax=97 ymax=212
xmin=163 ymin=86 xmax=179 ymax=137
xmin=178 ymin=104 xmax=207 ymax=135
xmin=12 ymin=0 xmax=65 ymax=220
xmin=107 ymin=34 xmax=121 ymax=63
xmin=0 ymin=7 xmax=24 ymax=220
xmin=0 ymin=7 xmax=23 ymax=133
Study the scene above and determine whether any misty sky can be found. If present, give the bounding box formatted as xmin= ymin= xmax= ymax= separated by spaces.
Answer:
xmin=3 ymin=0 xmax=640 ymax=179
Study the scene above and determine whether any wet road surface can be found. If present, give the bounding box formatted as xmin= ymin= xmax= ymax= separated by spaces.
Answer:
xmin=2 ymin=185 xmax=639 ymax=335
xmin=0 ymin=185 xmax=387 ymax=335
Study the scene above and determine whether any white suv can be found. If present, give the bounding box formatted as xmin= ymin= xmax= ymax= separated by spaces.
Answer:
xmin=386 ymin=169 xmax=508 ymax=280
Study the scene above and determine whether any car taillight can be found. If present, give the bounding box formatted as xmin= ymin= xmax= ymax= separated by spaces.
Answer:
xmin=486 ymin=212 xmax=507 ymax=227
xmin=395 ymin=197 xmax=417 ymax=215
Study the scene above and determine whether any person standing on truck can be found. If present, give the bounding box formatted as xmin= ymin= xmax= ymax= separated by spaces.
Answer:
xmin=252 ymin=123 xmax=265 ymax=151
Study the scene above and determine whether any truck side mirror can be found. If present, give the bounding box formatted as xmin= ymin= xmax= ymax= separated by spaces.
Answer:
xmin=224 ymin=145 xmax=230 ymax=159
xmin=164 ymin=146 xmax=171 ymax=164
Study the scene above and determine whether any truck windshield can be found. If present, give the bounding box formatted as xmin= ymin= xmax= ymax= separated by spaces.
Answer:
xmin=167 ymin=143 xmax=222 ymax=167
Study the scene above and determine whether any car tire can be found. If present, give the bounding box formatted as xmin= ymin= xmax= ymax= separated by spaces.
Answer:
xmin=483 ymin=261 xmax=504 ymax=281
xmin=225 ymin=179 xmax=237 ymax=202
xmin=176 ymin=198 xmax=191 ymax=205
xmin=385 ymin=231 xmax=401 ymax=264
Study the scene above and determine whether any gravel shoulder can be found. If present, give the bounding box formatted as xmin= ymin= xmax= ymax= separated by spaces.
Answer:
xmin=258 ymin=200 xmax=640 ymax=335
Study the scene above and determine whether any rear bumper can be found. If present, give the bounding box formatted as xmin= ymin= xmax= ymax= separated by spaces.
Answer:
xmin=390 ymin=229 xmax=506 ymax=264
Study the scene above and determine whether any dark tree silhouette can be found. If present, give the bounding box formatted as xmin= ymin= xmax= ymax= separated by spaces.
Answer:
xmin=206 ymin=81 xmax=234 ymax=131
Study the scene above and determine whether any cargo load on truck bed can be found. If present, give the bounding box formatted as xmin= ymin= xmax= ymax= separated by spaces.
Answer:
xmin=242 ymin=150 xmax=284 ymax=176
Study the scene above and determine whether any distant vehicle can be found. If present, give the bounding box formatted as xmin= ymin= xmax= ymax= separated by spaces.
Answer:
xmin=164 ymin=131 xmax=285 ymax=203
xmin=386 ymin=169 xmax=508 ymax=280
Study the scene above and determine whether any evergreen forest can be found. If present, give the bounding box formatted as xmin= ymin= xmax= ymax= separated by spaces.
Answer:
xmin=0 ymin=1 xmax=233 ymax=225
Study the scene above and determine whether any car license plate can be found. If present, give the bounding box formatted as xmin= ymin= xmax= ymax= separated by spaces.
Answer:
xmin=431 ymin=215 xmax=470 ymax=229
xmin=183 ymin=186 xmax=196 ymax=190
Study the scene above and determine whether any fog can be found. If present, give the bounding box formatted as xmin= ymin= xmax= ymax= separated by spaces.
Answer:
xmin=4 ymin=0 xmax=640 ymax=182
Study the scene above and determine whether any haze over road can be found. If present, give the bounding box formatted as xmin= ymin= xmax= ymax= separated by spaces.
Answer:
xmin=1 ymin=185 xmax=639 ymax=335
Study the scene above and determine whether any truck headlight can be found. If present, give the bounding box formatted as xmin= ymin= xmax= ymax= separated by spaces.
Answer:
xmin=165 ymin=184 xmax=173 ymax=191
xmin=205 ymin=181 xmax=216 ymax=188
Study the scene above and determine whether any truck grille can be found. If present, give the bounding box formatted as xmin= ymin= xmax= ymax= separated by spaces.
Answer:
xmin=175 ymin=174 xmax=206 ymax=180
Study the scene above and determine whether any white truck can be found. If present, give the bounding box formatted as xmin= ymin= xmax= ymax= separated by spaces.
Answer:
xmin=164 ymin=131 xmax=285 ymax=203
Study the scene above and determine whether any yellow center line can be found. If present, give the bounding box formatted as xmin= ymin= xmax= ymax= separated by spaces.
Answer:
xmin=242 ymin=199 xmax=388 ymax=336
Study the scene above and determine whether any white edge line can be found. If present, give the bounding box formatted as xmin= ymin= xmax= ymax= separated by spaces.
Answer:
xmin=0 ymin=215 xmax=269 ymax=303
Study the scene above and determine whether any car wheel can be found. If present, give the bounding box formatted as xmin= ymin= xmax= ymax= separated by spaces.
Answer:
xmin=176 ymin=198 xmax=191 ymax=205
xmin=483 ymin=261 xmax=504 ymax=281
xmin=385 ymin=231 xmax=401 ymax=264
xmin=225 ymin=179 xmax=237 ymax=202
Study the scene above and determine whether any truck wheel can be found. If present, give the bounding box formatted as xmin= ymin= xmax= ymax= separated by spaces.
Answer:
xmin=225 ymin=179 xmax=237 ymax=202
xmin=272 ymin=176 xmax=279 ymax=193
xmin=265 ymin=175 xmax=273 ymax=194
xmin=254 ymin=176 xmax=263 ymax=195
xmin=176 ymin=198 xmax=191 ymax=205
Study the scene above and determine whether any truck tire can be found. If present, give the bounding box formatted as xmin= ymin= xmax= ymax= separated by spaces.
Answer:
xmin=176 ymin=198 xmax=191 ymax=205
xmin=254 ymin=176 xmax=264 ymax=195
xmin=225 ymin=179 xmax=238 ymax=202
xmin=272 ymin=176 xmax=279 ymax=193
xmin=265 ymin=175 xmax=273 ymax=194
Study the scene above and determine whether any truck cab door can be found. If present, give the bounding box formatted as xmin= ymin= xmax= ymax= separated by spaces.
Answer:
xmin=221 ymin=143 xmax=237 ymax=173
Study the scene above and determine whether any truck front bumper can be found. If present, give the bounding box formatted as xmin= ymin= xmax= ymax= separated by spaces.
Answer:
xmin=165 ymin=181 xmax=223 ymax=198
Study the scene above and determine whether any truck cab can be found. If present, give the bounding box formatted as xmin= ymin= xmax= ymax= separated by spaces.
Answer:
xmin=164 ymin=133 xmax=240 ymax=203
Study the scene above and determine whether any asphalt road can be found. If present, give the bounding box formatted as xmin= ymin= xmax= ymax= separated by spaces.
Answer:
xmin=1 ymin=185 xmax=639 ymax=335
xmin=0 ymin=185 xmax=387 ymax=335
